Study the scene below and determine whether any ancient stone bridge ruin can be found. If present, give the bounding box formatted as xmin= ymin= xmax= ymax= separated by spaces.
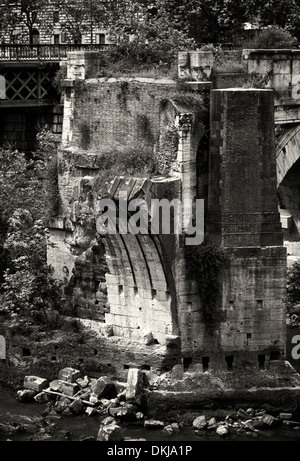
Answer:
xmin=45 ymin=49 xmax=299 ymax=378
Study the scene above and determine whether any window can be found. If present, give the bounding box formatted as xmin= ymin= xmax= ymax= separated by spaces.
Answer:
xmin=202 ymin=357 xmax=209 ymax=372
xmin=53 ymin=11 xmax=59 ymax=23
xmin=257 ymin=300 xmax=263 ymax=309
xmin=53 ymin=34 xmax=60 ymax=45
xmin=258 ymin=354 xmax=265 ymax=370
xmin=96 ymin=33 xmax=105 ymax=45
xmin=225 ymin=355 xmax=234 ymax=371
xmin=31 ymin=29 xmax=40 ymax=45
xmin=183 ymin=357 xmax=193 ymax=371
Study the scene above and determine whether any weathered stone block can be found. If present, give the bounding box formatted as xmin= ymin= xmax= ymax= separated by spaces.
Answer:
xmin=24 ymin=376 xmax=48 ymax=392
xmin=125 ymin=368 xmax=144 ymax=406
xmin=58 ymin=367 xmax=81 ymax=383
xmin=60 ymin=381 xmax=79 ymax=396
xmin=91 ymin=376 xmax=117 ymax=399
xmin=144 ymin=419 xmax=165 ymax=429
xmin=193 ymin=415 xmax=207 ymax=430
xmin=97 ymin=421 xmax=123 ymax=442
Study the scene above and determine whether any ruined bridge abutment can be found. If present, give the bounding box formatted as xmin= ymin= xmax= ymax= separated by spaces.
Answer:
xmin=47 ymin=51 xmax=287 ymax=375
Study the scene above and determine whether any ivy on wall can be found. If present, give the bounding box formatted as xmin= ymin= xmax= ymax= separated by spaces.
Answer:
xmin=185 ymin=237 xmax=228 ymax=333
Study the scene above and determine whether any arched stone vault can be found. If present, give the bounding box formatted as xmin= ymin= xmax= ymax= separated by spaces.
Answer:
xmin=104 ymin=231 xmax=178 ymax=346
xmin=276 ymin=124 xmax=300 ymax=235
xmin=276 ymin=124 xmax=300 ymax=188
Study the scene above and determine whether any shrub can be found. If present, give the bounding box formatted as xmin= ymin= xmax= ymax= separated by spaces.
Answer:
xmin=213 ymin=59 xmax=246 ymax=74
xmin=243 ymin=26 xmax=297 ymax=49
xmin=286 ymin=261 xmax=300 ymax=313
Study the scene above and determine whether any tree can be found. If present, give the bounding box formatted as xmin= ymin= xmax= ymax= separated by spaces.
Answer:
xmin=162 ymin=0 xmax=300 ymax=46
xmin=257 ymin=0 xmax=300 ymax=42
xmin=0 ymin=148 xmax=61 ymax=321
xmin=161 ymin=0 xmax=263 ymax=46
xmin=0 ymin=0 xmax=47 ymax=43
xmin=245 ymin=25 xmax=297 ymax=49
xmin=104 ymin=0 xmax=195 ymax=70
xmin=2 ymin=210 xmax=61 ymax=320
xmin=52 ymin=0 xmax=109 ymax=44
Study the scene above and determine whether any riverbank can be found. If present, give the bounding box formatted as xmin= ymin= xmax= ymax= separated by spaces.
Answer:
xmin=2 ymin=359 xmax=300 ymax=443
xmin=1 ymin=386 xmax=300 ymax=442
xmin=2 ymin=321 xmax=300 ymax=442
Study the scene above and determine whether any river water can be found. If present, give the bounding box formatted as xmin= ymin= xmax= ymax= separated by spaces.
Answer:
xmin=1 ymin=326 xmax=300 ymax=443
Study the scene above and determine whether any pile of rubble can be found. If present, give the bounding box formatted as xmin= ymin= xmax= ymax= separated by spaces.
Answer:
xmin=15 ymin=367 xmax=300 ymax=441
xmin=16 ymin=367 xmax=164 ymax=441
xmin=192 ymin=408 xmax=300 ymax=438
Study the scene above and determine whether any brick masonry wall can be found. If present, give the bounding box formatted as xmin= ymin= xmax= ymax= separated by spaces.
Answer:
xmin=208 ymin=89 xmax=283 ymax=247
xmin=69 ymin=78 xmax=177 ymax=154
xmin=206 ymin=89 xmax=287 ymax=364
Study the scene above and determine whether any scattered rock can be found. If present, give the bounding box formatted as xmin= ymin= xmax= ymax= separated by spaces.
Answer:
xmin=49 ymin=380 xmax=63 ymax=392
xmin=61 ymin=407 xmax=73 ymax=416
xmin=109 ymin=403 xmax=137 ymax=421
xmin=125 ymin=368 xmax=144 ymax=406
xmin=171 ymin=365 xmax=184 ymax=380
xmin=76 ymin=376 xmax=89 ymax=389
xmin=60 ymin=381 xmax=79 ymax=397
xmin=23 ymin=376 xmax=48 ymax=392
xmin=85 ymin=407 xmax=98 ymax=417
xmin=16 ymin=389 xmax=36 ymax=402
xmin=58 ymin=368 xmax=81 ymax=383
xmin=99 ymin=324 xmax=114 ymax=337
xmin=261 ymin=414 xmax=279 ymax=427
xmin=282 ymin=420 xmax=300 ymax=427
xmin=124 ymin=437 xmax=147 ymax=441
xmin=143 ymin=332 xmax=154 ymax=346
xmin=207 ymin=417 xmax=217 ymax=430
xmin=102 ymin=416 xmax=115 ymax=426
xmin=242 ymin=420 xmax=257 ymax=432
xmin=216 ymin=425 xmax=229 ymax=437
xmin=279 ymin=413 xmax=293 ymax=420
xmin=69 ymin=397 xmax=84 ymax=414
xmin=91 ymin=376 xmax=114 ymax=399
xmin=237 ymin=408 xmax=249 ymax=420
xmin=193 ymin=415 xmax=207 ymax=430
xmin=0 ymin=422 xmax=25 ymax=434
xmin=252 ymin=419 xmax=265 ymax=429
xmin=54 ymin=396 xmax=72 ymax=414
xmin=144 ymin=419 xmax=165 ymax=429
xmin=97 ymin=419 xmax=123 ymax=441
xmin=163 ymin=425 xmax=174 ymax=434
xmin=34 ymin=391 xmax=50 ymax=404
xmin=89 ymin=394 xmax=99 ymax=405
xmin=171 ymin=422 xmax=180 ymax=432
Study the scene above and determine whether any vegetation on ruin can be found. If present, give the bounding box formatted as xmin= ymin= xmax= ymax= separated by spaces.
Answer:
xmin=285 ymin=261 xmax=300 ymax=315
xmin=243 ymin=25 xmax=298 ymax=49
xmin=185 ymin=237 xmax=228 ymax=334
xmin=0 ymin=143 xmax=62 ymax=323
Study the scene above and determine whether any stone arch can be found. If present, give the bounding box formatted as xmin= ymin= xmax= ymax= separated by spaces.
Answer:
xmin=276 ymin=124 xmax=300 ymax=188
xmin=103 ymin=227 xmax=178 ymax=347
xmin=276 ymin=124 xmax=300 ymax=236
xmin=96 ymin=175 xmax=180 ymax=347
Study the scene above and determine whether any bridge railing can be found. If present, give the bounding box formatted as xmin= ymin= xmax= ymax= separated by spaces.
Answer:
xmin=0 ymin=44 xmax=109 ymax=61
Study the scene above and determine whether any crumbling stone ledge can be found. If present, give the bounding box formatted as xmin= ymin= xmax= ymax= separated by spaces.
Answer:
xmin=146 ymin=386 xmax=300 ymax=419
